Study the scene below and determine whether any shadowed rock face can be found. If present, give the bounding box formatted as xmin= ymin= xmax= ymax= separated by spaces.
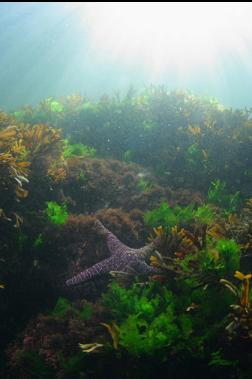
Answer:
xmin=66 ymin=220 xmax=161 ymax=286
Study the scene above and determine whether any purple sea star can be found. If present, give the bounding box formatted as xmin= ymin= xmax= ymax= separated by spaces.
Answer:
xmin=66 ymin=220 xmax=161 ymax=286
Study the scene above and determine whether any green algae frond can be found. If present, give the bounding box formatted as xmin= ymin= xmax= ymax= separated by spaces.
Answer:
xmin=63 ymin=140 xmax=96 ymax=159
xmin=45 ymin=201 xmax=68 ymax=225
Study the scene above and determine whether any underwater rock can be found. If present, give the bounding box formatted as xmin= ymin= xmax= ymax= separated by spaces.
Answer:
xmin=57 ymin=158 xmax=171 ymax=213
xmin=6 ymin=300 xmax=110 ymax=376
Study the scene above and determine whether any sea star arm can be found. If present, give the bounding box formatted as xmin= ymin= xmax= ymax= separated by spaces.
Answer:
xmin=136 ymin=237 xmax=161 ymax=259
xmin=66 ymin=256 xmax=116 ymax=286
xmin=95 ymin=220 xmax=131 ymax=256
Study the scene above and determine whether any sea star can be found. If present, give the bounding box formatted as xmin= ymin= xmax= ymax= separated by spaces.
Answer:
xmin=66 ymin=220 xmax=162 ymax=286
